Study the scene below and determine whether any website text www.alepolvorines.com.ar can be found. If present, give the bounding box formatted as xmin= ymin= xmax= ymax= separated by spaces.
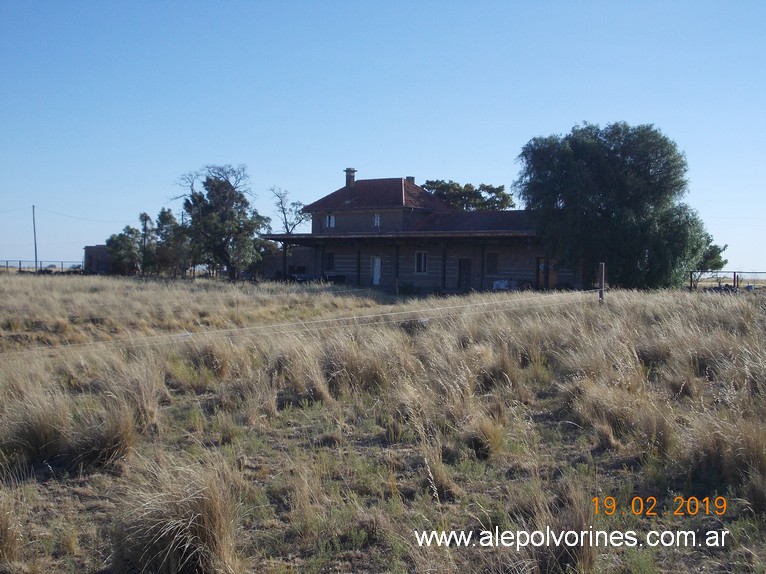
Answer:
xmin=414 ymin=525 xmax=731 ymax=551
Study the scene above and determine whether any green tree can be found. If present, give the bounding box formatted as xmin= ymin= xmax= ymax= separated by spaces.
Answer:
xmin=691 ymin=237 xmax=728 ymax=288
xmin=515 ymin=122 xmax=718 ymax=288
xmin=138 ymin=212 xmax=157 ymax=275
xmin=699 ymin=240 xmax=728 ymax=273
xmin=154 ymin=207 xmax=186 ymax=277
xmin=106 ymin=225 xmax=141 ymax=275
xmin=422 ymin=180 xmax=515 ymax=211
xmin=178 ymin=165 xmax=270 ymax=280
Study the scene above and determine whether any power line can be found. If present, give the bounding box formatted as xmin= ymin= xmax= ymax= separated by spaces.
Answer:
xmin=0 ymin=206 xmax=31 ymax=215
xmin=35 ymin=206 xmax=131 ymax=225
xmin=0 ymin=204 xmax=132 ymax=223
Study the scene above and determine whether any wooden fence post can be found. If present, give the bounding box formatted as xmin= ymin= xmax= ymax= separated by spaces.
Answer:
xmin=599 ymin=262 xmax=605 ymax=306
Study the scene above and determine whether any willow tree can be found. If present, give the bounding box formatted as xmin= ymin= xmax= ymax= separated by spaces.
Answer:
xmin=515 ymin=122 xmax=719 ymax=288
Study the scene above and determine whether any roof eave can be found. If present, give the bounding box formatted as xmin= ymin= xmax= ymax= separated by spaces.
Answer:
xmin=262 ymin=230 xmax=538 ymax=242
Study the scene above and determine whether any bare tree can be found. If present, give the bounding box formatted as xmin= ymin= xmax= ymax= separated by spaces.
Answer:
xmin=271 ymin=186 xmax=310 ymax=278
xmin=271 ymin=186 xmax=309 ymax=234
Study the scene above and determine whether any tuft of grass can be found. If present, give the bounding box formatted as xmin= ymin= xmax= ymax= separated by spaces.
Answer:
xmin=71 ymin=401 xmax=138 ymax=469
xmin=593 ymin=421 xmax=619 ymax=451
xmin=574 ymin=381 xmax=676 ymax=459
xmin=117 ymin=358 xmax=169 ymax=436
xmin=420 ymin=443 xmax=464 ymax=502
xmin=0 ymin=391 xmax=137 ymax=474
xmin=322 ymin=335 xmax=395 ymax=396
xmin=677 ymin=416 xmax=766 ymax=496
xmin=744 ymin=472 xmax=766 ymax=514
xmin=536 ymin=477 xmax=598 ymax=574
xmin=463 ymin=413 xmax=506 ymax=461
xmin=210 ymin=411 xmax=242 ymax=446
xmin=0 ymin=392 xmax=72 ymax=471
xmin=0 ymin=489 xmax=23 ymax=564
xmin=269 ymin=342 xmax=333 ymax=409
xmin=634 ymin=406 xmax=675 ymax=459
xmin=190 ymin=341 xmax=233 ymax=380
xmin=165 ymin=352 xmax=214 ymax=395
xmin=111 ymin=454 xmax=244 ymax=574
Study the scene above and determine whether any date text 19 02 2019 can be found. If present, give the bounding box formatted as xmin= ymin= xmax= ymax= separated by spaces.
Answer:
xmin=592 ymin=495 xmax=727 ymax=517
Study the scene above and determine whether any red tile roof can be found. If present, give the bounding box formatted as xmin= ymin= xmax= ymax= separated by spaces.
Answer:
xmin=303 ymin=178 xmax=455 ymax=212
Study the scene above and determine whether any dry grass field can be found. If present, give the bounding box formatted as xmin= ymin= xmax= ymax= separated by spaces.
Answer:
xmin=1 ymin=274 xmax=765 ymax=573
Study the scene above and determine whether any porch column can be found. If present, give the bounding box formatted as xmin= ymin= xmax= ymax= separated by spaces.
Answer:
xmin=282 ymin=241 xmax=288 ymax=278
xmin=395 ymin=244 xmax=400 ymax=282
xmin=480 ymin=244 xmax=485 ymax=290
xmin=394 ymin=244 xmax=400 ymax=295
xmin=441 ymin=242 xmax=447 ymax=291
xmin=356 ymin=246 xmax=361 ymax=286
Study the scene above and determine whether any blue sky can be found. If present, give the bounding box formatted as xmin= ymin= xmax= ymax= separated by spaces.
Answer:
xmin=1 ymin=1 xmax=764 ymax=273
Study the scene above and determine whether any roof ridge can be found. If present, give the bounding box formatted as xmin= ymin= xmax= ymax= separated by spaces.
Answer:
xmin=303 ymin=176 xmax=455 ymax=212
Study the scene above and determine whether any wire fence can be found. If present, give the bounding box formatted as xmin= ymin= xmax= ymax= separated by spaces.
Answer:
xmin=0 ymin=289 xmax=602 ymax=358
xmin=2 ymin=260 xmax=82 ymax=273
xmin=691 ymin=270 xmax=766 ymax=292
xmin=3 ymin=266 xmax=764 ymax=359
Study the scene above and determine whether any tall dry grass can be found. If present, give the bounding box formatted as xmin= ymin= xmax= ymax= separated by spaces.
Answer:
xmin=1 ymin=275 xmax=765 ymax=572
xmin=0 ymin=274 xmax=384 ymax=351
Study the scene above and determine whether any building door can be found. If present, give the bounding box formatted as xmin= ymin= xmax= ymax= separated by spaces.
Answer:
xmin=536 ymin=258 xmax=546 ymax=289
xmin=371 ymin=256 xmax=381 ymax=286
xmin=548 ymin=258 xmax=558 ymax=289
xmin=458 ymin=258 xmax=472 ymax=291
xmin=536 ymin=258 xmax=558 ymax=289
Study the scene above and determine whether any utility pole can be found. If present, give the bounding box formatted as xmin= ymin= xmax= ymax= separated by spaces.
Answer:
xmin=141 ymin=215 xmax=147 ymax=276
xmin=180 ymin=211 xmax=186 ymax=278
xmin=32 ymin=204 xmax=38 ymax=272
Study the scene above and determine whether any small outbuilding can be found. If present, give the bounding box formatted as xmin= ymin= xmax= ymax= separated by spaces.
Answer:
xmin=83 ymin=244 xmax=112 ymax=274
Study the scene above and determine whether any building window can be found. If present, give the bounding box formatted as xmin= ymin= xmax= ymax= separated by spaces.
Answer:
xmin=325 ymin=252 xmax=335 ymax=271
xmin=325 ymin=213 xmax=335 ymax=228
xmin=373 ymin=213 xmax=380 ymax=228
xmin=486 ymin=252 xmax=499 ymax=275
xmin=415 ymin=251 xmax=428 ymax=274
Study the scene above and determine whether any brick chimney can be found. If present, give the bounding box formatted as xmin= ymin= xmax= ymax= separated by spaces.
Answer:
xmin=405 ymin=176 xmax=415 ymax=184
xmin=344 ymin=167 xmax=357 ymax=188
